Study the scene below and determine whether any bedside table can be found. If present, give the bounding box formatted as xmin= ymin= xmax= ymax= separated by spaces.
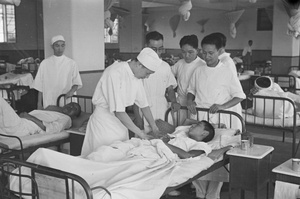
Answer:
xmin=227 ymin=144 xmax=274 ymax=199
xmin=68 ymin=130 xmax=85 ymax=156
xmin=272 ymin=159 xmax=300 ymax=184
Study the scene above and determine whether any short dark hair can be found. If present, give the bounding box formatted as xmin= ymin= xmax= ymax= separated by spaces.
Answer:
xmin=145 ymin=31 xmax=164 ymax=44
xmin=179 ymin=34 xmax=199 ymax=49
xmin=201 ymin=120 xmax=215 ymax=142
xmin=209 ymin=32 xmax=226 ymax=47
xmin=201 ymin=34 xmax=223 ymax=50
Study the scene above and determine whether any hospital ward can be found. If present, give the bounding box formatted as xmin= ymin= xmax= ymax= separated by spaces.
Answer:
xmin=1 ymin=0 xmax=300 ymax=199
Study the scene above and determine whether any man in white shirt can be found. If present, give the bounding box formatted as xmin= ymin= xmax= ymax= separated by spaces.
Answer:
xmin=133 ymin=31 xmax=179 ymax=132
xmin=242 ymin=40 xmax=253 ymax=70
xmin=33 ymin=35 xmax=83 ymax=109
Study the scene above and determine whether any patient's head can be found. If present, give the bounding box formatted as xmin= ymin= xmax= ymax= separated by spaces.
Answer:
xmin=62 ymin=102 xmax=81 ymax=119
xmin=188 ymin=120 xmax=215 ymax=142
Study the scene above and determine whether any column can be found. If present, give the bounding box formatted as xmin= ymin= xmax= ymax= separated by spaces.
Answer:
xmin=271 ymin=0 xmax=300 ymax=74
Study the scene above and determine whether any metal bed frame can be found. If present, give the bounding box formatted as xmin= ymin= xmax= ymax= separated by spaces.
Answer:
xmin=0 ymin=94 xmax=93 ymax=160
xmin=243 ymin=95 xmax=300 ymax=157
xmin=0 ymin=107 xmax=245 ymax=198
xmin=163 ymin=107 xmax=245 ymax=194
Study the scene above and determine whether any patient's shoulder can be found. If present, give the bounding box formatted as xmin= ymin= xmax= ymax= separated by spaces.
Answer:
xmin=44 ymin=106 xmax=63 ymax=112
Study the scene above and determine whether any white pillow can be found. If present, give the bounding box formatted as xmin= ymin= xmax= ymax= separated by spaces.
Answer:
xmin=207 ymin=128 xmax=240 ymax=150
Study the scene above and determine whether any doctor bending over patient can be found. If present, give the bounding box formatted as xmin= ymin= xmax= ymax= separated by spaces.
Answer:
xmin=0 ymin=97 xmax=81 ymax=136
xmin=33 ymin=35 xmax=83 ymax=109
xmin=81 ymin=48 xmax=162 ymax=156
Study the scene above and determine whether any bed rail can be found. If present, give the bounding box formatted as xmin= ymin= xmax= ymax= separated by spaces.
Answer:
xmin=0 ymin=158 xmax=97 ymax=199
xmin=243 ymin=95 xmax=299 ymax=157
xmin=57 ymin=94 xmax=94 ymax=113
xmin=164 ymin=107 xmax=245 ymax=132
xmin=268 ymin=74 xmax=297 ymax=93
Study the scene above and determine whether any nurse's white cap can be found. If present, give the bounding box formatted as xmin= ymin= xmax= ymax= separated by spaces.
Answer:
xmin=51 ymin=35 xmax=65 ymax=45
xmin=137 ymin=47 xmax=162 ymax=72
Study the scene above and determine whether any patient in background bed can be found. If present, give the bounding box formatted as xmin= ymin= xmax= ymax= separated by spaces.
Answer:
xmin=0 ymin=97 xmax=81 ymax=136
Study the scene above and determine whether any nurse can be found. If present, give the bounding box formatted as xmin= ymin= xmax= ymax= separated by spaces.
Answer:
xmin=171 ymin=35 xmax=206 ymax=124
xmin=81 ymin=48 xmax=162 ymax=156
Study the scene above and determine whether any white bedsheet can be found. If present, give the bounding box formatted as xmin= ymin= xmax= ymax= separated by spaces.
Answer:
xmin=243 ymin=109 xmax=300 ymax=127
xmin=10 ymin=138 xmax=215 ymax=199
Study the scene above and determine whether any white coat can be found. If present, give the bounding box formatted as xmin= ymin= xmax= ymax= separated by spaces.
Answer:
xmin=33 ymin=55 xmax=82 ymax=108
xmin=81 ymin=62 xmax=149 ymax=156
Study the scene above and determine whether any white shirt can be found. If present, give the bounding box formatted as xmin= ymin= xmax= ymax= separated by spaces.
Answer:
xmin=171 ymin=57 xmax=206 ymax=105
xmin=187 ymin=61 xmax=245 ymax=130
xmin=242 ymin=45 xmax=252 ymax=56
xmin=33 ymin=55 xmax=82 ymax=108
xmin=219 ymin=52 xmax=237 ymax=76
xmin=143 ymin=60 xmax=177 ymax=121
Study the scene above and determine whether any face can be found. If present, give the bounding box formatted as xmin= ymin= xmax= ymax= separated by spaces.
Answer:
xmin=52 ymin=41 xmax=65 ymax=56
xmin=181 ymin=44 xmax=198 ymax=63
xmin=62 ymin=102 xmax=80 ymax=118
xmin=201 ymin=44 xmax=220 ymax=67
xmin=147 ymin=39 xmax=164 ymax=58
xmin=134 ymin=63 xmax=155 ymax=79
xmin=188 ymin=122 xmax=209 ymax=142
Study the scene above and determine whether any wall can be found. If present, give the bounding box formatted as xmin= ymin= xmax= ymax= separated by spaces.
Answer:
xmin=0 ymin=0 xmax=44 ymax=63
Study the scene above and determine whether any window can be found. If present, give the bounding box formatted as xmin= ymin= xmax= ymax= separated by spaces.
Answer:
xmin=257 ymin=8 xmax=273 ymax=31
xmin=0 ymin=4 xmax=16 ymax=43
xmin=104 ymin=18 xmax=119 ymax=43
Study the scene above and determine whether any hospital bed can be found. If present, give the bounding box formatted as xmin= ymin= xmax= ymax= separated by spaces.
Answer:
xmin=243 ymin=95 xmax=300 ymax=157
xmin=0 ymin=94 xmax=92 ymax=160
xmin=268 ymin=74 xmax=297 ymax=93
xmin=0 ymin=107 xmax=245 ymax=199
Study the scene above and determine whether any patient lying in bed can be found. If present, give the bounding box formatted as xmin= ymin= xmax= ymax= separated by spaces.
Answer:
xmin=249 ymin=76 xmax=299 ymax=118
xmin=0 ymin=97 xmax=81 ymax=136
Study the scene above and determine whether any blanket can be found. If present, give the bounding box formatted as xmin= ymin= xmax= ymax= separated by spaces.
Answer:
xmin=10 ymin=138 xmax=214 ymax=199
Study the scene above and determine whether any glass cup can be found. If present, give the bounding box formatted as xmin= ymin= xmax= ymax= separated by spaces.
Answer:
xmin=241 ymin=132 xmax=254 ymax=148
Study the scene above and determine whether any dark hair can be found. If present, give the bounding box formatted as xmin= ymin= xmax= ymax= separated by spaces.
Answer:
xmin=209 ymin=32 xmax=226 ymax=47
xmin=68 ymin=102 xmax=81 ymax=118
xmin=201 ymin=120 xmax=215 ymax=142
xmin=179 ymin=34 xmax=198 ymax=49
xmin=255 ymin=76 xmax=271 ymax=88
xmin=201 ymin=34 xmax=223 ymax=50
xmin=145 ymin=31 xmax=164 ymax=44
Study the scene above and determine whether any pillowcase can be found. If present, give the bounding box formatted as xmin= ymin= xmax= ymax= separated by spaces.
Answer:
xmin=71 ymin=112 xmax=91 ymax=129
xmin=207 ymin=128 xmax=240 ymax=150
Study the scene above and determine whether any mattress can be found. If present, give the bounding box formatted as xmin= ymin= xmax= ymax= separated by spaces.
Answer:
xmin=0 ymin=131 xmax=70 ymax=150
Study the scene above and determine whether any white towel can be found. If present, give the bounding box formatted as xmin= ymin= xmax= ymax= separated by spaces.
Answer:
xmin=274 ymin=181 xmax=300 ymax=199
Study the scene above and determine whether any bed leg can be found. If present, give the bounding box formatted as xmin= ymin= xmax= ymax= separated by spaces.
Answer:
xmin=282 ymin=132 xmax=285 ymax=142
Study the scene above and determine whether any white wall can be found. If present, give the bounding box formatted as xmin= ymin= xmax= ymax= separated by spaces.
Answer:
xmin=42 ymin=0 xmax=104 ymax=71
xmin=145 ymin=6 xmax=273 ymax=50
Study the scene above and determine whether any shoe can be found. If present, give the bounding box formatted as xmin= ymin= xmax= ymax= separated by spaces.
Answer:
xmin=167 ymin=190 xmax=181 ymax=196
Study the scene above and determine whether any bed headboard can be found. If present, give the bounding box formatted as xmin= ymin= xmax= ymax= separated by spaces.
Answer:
xmin=267 ymin=74 xmax=296 ymax=93
xmin=57 ymin=94 xmax=94 ymax=113
xmin=164 ymin=107 xmax=245 ymax=133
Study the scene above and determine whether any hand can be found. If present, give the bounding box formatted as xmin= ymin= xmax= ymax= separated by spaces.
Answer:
xmin=187 ymin=100 xmax=197 ymax=115
xmin=19 ymin=112 xmax=30 ymax=119
xmin=209 ymin=104 xmax=224 ymax=114
xmin=249 ymin=87 xmax=259 ymax=95
xmin=65 ymin=90 xmax=74 ymax=99
xmin=171 ymin=102 xmax=181 ymax=112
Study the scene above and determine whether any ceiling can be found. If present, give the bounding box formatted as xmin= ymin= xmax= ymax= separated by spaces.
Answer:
xmin=141 ymin=0 xmax=273 ymax=11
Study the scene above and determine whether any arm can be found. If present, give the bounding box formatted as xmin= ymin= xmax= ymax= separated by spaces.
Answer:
xmin=140 ymin=106 xmax=159 ymax=133
xmin=164 ymin=142 xmax=205 ymax=159
xmin=19 ymin=112 xmax=46 ymax=131
xmin=37 ymin=92 xmax=43 ymax=110
xmin=167 ymin=86 xmax=181 ymax=112
xmin=115 ymin=111 xmax=148 ymax=139
xmin=132 ymin=104 xmax=143 ymax=129
xmin=65 ymin=85 xmax=79 ymax=98
xmin=209 ymin=97 xmax=243 ymax=114
xmin=187 ymin=92 xmax=197 ymax=114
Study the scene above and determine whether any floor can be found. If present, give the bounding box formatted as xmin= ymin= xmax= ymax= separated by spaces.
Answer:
xmin=160 ymin=125 xmax=298 ymax=199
